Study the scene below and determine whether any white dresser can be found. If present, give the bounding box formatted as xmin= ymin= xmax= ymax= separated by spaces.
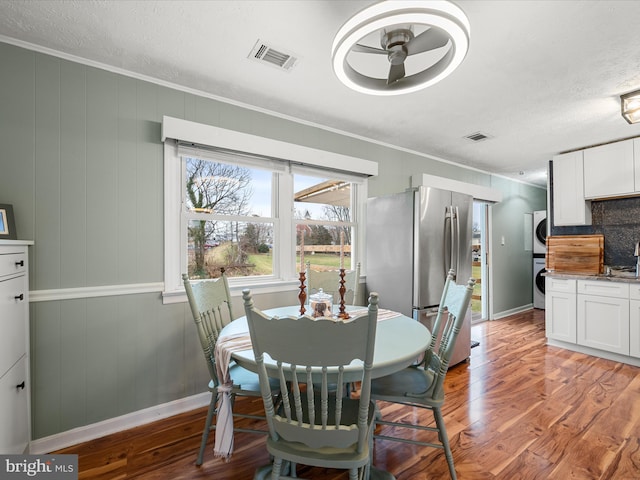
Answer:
xmin=0 ymin=240 xmax=32 ymax=454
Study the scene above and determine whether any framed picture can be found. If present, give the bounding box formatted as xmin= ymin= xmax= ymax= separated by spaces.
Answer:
xmin=0 ymin=204 xmax=17 ymax=240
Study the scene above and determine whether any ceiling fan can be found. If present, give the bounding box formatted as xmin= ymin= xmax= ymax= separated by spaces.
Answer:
xmin=332 ymin=1 xmax=470 ymax=96
xmin=352 ymin=25 xmax=451 ymax=85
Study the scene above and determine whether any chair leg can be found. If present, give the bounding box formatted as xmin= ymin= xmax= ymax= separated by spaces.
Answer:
xmin=197 ymin=393 xmax=217 ymax=466
xmin=271 ymin=457 xmax=284 ymax=479
xmin=433 ymin=407 xmax=457 ymax=480
xmin=373 ymin=402 xmax=382 ymax=421
xmin=368 ymin=465 xmax=397 ymax=479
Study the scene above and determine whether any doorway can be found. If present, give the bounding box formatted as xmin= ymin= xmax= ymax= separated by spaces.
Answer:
xmin=472 ymin=201 xmax=490 ymax=322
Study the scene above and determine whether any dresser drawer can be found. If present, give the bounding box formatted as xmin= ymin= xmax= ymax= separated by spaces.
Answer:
xmin=0 ymin=252 xmax=27 ymax=279
xmin=577 ymin=280 xmax=629 ymax=298
xmin=0 ymin=355 xmax=29 ymax=454
xmin=0 ymin=275 xmax=27 ymax=376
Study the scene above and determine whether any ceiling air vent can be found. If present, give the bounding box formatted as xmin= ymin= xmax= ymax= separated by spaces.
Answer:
xmin=464 ymin=132 xmax=493 ymax=142
xmin=248 ymin=39 xmax=298 ymax=71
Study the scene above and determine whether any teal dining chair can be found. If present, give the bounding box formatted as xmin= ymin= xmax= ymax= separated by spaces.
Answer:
xmin=305 ymin=261 xmax=361 ymax=306
xmin=243 ymin=289 xmax=393 ymax=480
xmin=370 ymin=269 xmax=475 ymax=480
xmin=183 ymin=270 xmax=270 ymax=466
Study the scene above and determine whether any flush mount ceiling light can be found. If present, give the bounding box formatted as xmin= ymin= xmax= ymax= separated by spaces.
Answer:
xmin=331 ymin=0 xmax=470 ymax=96
xmin=621 ymin=90 xmax=640 ymax=124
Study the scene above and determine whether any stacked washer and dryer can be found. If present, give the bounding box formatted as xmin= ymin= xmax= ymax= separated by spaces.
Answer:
xmin=533 ymin=210 xmax=547 ymax=309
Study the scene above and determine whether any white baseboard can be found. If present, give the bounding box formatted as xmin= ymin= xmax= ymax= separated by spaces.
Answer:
xmin=29 ymin=392 xmax=211 ymax=454
xmin=491 ymin=304 xmax=533 ymax=320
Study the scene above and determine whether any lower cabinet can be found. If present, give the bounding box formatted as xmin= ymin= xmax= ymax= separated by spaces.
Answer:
xmin=577 ymin=285 xmax=629 ymax=355
xmin=630 ymin=284 xmax=640 ymax=358
xmin=546 ymin=276 xmax=640 ymax=361
xmin=545 ymin=278 xmax=577 ymax=343
xmin=577 ymin=280 xmax=629 ymax=355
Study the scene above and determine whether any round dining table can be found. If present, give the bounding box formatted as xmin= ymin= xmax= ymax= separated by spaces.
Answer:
xmin=219 ymin=305 xmax=432 ymax=382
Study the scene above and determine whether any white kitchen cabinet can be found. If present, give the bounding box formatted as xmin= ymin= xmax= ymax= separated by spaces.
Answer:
xmin=583 ymin=139 xmax=634 ymax=199
xmin=552 ymin=151 xmax=591 ymax=226
xmin=545 ymin=277 xmax=577 ymax=343
xmin=0 ymin=241 xmax=32 ymax=454
xmin=630 ymin=300 xmax=640 ymax=358
xmin=629 ymin=283 xmax=640 ymax=358
xmin=577 ymin=280 xmax=629 ymax=355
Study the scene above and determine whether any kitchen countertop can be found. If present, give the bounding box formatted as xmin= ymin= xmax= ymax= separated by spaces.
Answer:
xmin=544 ymin=270 xmax=640 ymax=283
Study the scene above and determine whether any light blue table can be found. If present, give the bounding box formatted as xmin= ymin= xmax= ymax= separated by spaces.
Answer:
xmin=220 ymin=305 xmax=432 ymax=382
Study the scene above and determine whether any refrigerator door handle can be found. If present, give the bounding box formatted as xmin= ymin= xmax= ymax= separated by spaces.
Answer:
xmin=444 ymin=206 xmax=453 ymax=276
xmin=453 ymin=206 xmax=460 ymax=279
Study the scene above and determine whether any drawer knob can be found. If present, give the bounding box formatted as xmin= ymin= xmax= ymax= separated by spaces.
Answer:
xmin=15 ymin=293 xmax=24 ymax=301
xmin=15 ymin=260 xmax=24 ymax=267
xmin=16 ymin=381 xmax=25 ymax=390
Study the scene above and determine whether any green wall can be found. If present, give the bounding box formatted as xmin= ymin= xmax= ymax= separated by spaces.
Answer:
xmin=0 ymin=42 xmax=546 ymax=441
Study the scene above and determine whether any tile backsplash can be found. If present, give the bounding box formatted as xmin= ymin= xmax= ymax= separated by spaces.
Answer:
xmin=551 ymin=197 xmax=640 ymax=268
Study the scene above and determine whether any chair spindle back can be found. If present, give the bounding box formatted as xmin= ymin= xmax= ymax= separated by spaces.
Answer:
xmin=420 ymin=269 xmax=475 ymax=399
xmin=243 ymin=289 xmax=378 ymax=451
xmin=183 ymin=270 xmax=234 ymax=386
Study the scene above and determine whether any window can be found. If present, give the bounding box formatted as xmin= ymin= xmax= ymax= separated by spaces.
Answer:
xmin=181 ymin=154 xmax=362 ymax=282
xmin=293 ymin=170 xmax=356 ymax=273
xmin=162 ymin=117 xmax=377 ymax=303
xmin=184 ymin=156 xmax=276 ymax=279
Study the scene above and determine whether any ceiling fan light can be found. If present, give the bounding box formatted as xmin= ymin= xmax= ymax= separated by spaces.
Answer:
xmin=332 ymin=1 xmax=470 ymax=96
xmin=621 ymin=90 xmax=640 ymax=124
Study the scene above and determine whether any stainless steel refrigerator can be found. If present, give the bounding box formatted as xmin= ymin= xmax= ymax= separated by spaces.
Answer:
xmin=366 ymin=186 xmax=473 ymax=366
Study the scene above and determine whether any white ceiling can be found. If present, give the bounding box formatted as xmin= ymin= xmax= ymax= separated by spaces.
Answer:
xmin=1 ymin=0 xmax=640 ymax=187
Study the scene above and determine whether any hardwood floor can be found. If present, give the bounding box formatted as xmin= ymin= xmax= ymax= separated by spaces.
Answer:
xmin=53 ymin=309 xmax=640 ymax=479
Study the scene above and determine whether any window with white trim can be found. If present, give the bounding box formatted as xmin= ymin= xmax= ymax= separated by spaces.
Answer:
xmin=162 ymin=117 xmax=376 ymax=302
xmin=182 ymin=156 xmax=361 ymax=281
xmin=293 ymin=167 xmax=357 ymax=273
xmin=182 ymin=151 xmax=279 ymax=280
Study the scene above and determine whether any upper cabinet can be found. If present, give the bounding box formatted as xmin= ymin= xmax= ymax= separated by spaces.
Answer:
xmin=552 ymin=150 xmax=592 ymax=226
xmin=551 ymin=137 xmax=640 ymax=227
xmin=583 ymin=139 xmax=634 ymax=199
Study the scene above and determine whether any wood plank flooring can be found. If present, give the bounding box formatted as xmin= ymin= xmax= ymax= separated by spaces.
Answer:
xmin=53 ymin=309 xmax=640 ymax=479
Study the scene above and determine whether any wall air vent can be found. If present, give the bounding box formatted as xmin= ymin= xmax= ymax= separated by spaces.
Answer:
xmin=464 ymin=132 xmax=493 ymax=142
xmin=248 ymin=39 xmax=298 ymax=71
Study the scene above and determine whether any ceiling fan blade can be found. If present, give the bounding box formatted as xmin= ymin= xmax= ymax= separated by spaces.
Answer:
xmin=387 ymin=62 xmax=405 ymax=85
xmin=405 ymin=27 xmax=450 ymax=55
xmin=352 ymin=43 xmax=388 ymax=55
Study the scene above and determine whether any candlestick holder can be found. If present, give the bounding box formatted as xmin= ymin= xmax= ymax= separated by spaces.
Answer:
xmin=298 ymin=271 xmax=307 ymax=315
xmin=337 ymin=268 xmax=350 ymax=319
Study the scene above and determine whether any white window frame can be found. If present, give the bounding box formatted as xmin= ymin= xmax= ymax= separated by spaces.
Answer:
xmin=161 ymin=116 xmax=377 ymax=304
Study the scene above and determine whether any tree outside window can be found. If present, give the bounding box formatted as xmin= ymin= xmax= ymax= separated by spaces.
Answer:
xmin=184 ymin=157 xmax=273 ymax=279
